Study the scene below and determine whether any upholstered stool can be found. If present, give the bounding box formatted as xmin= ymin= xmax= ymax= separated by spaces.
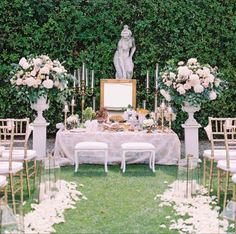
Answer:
xmin=121 ymin=142 xmax=156 ymax=173
xmin=74 ymin=142 xmax=108 ymax=173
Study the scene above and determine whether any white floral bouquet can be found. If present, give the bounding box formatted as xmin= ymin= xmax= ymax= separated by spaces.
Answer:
xmin=10 ymin=55 xmax=73 ymax=103
xmin=66 ymin=114 xmax=79 ymax=129
xmin=159 ymin=58 xmax=225 ymax=106
xmin=143 ymin=119 xmax=154 ymax=128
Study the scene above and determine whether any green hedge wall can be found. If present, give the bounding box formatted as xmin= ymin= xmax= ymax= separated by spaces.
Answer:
xmin=0 ymin=0 xmax=235 ymax=137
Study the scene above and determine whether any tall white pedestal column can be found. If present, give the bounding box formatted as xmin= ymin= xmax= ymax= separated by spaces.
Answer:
xmin=31 ymin=122 xmax=49 ymax=159
xmin=182 ymin=102 xmax=201 ymax=160
xmin=182 ymin=123 xmax=201 ymax=160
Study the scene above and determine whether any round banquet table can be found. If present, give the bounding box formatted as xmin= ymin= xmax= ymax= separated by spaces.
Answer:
xmin=54 ymin=129 xmax=181 ymax=166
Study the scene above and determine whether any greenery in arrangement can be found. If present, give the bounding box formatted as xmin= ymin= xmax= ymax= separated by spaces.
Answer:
xmin=10 ymin=55 xmax=74 ymax=104
xmin=159 ymin=58 xmax=226 ymax=107
xmin=82 ymin=107 xmax=96 ymax=122
xmin=0 ymin=0 xmax=235 ymax=136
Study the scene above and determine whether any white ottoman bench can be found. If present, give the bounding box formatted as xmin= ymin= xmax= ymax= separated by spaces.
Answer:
xmin=74 ymin=142 xmax=108 ymax=173
xmin=121 ymin=142 xmax=156 ymax=173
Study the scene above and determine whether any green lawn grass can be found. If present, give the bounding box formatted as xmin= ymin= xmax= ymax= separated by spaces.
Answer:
xmin=53 ymin=164 xmax=179 ymax=234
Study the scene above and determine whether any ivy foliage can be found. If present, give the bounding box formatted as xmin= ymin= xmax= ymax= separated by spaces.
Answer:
xmin=0 ymin=0 xmax=235 ymax=137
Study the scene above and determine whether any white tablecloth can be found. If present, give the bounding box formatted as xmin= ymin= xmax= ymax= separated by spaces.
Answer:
xmin=54 ymin=129 xmax=181 ymax=166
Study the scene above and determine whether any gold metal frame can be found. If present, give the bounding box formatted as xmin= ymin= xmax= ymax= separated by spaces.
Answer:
xmin=100 ymin=79 xmax=136 ymax=110
xmin=203 ymin=117 xmax=236 ymax=195
xmin=217 ymin=124 xmax=236 ymax=208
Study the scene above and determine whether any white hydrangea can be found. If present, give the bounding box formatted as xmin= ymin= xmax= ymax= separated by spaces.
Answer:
xmin=19 ymin=57 xmax=31 ymax=70
xmin=177 ymin=85 xmax=186 ymax=95
xmin=143 ymin=119 xmax=154 ymax=127
xmin=178 ymin=66 xmax=192 ymax=77
xmin=42 ymin=79 xmax=54 ymax=89
xmin=194 ymin=84 xmax=204 ymax=93
xmin=189 ymin=74 xmax=200 ymax=86
xmin=209 ymin=91 xmax=217 ymax=100
xmin=25 ymin=77 xmax=36 ymax=87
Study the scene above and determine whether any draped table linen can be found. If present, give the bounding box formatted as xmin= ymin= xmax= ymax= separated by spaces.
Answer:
xmin=54 ymin=129 xmax=181 ymax=166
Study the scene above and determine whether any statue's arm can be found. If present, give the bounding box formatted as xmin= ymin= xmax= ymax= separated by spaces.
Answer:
xmin=130 ymin=38 xmax=136 ymax=58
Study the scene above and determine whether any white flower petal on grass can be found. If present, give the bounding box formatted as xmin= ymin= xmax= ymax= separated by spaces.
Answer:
xmin=160 ymin=224 xmax=166 ymax=228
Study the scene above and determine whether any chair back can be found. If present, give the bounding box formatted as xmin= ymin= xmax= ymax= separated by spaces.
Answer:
xmin=208 ymin=117 xmax=236 ymax=155
xmin=224 ymin=124 xmax=236 ymax=169
xmin=0 ymin=118 xmax=31 ymax=160
xmin=0 ymin=125 xmax=14 ymax=170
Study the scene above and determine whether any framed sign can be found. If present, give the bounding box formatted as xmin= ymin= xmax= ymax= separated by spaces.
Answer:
xmin=100 ymin=79 xmax=136 ymax=110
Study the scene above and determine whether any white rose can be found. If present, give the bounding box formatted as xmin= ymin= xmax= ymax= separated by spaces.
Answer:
xmin=194 ymin=84 xmax=204 ymax=93
xmin=178 ymin=66 xmax=192 ymax=77
xmin=187 ymin=58 xmax=197 ymax=65
xmin=40 ymin=66 xmax=50 ymax=74
xmin=214 ymin=78 xmax=221 ymax=87
xmin=33 ymin=58 xmax=42 ymax=67
xmin=160 ymin=89 xmax=167 ymax=96
xmin=30 ymin=70 xmax=37 ymax=76
xmin=178 ymin=61 xmax=184 ymax=66
xmin=189 ymin=74 xmax=200 ymax=86
xmin=169 ymin=72 xmax=176 ymax=79
xmin=52 ymin=67 xmax=63 ymax=73
xmin=207 ymin=74 xmax=215 ymax=83
xmin=209 ymin=91 xmax=217 ymax=100
xmin=54 ymin=80 xmax=60 ymax=88
xmin=42 ymin=79 xmax=54 ymax=89
xmin=183 ymin=83 xmax=191 ymax=90
xmin=16 ymin=78 xmax=23 ymax=86
xmin=202 ymin=67 xmax=211 ymax=77
xmin=165 ymin=92 xmax=172 ymax=101
xmin=177 ymin=85 xmax=186 ymax=95
xmin=165 ymin=80 xmax=172 ymax=86
xmin=196 ymin=69 xmax=204 ymax=77
xmin=25 ymin=77 xmax=36 ymax=87
xmin=19 ymin=57 xmax=31 ymax=70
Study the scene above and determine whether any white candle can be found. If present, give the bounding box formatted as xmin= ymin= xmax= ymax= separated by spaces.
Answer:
xmin=77 ymin=69 xmax=81 ymax=87
xmin=93 ymin=96 xmax=96 ymax=111
xmin=143 ymin=100 xmax=146 ymax=109
xmin=91 ymin=70 xmax=94 ymax=89
xmin=71 ymin=97 xmax=75 ymax=106
xmin=73 ymin=80 xmax=75 ymax=88
xmin=146 ymin=70 xmax=149 ymax=89
xmin=160 ymin=101 xmax=166 ymax=110
xmin=82 ymin=63 xmax=85 ymax=81
xmin=64 ymin=104 xmax=69 ymax=112
xmin=85 ymin=68 xmax=88 ymax=86
xmin=155 ymin=63 xmax=158 ymax=89
xmin=154 ymin=94 xmax=157 ymax=112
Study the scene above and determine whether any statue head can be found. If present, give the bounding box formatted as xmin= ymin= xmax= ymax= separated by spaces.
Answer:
xmin=121 ymin=25 xmax=132 ymax=38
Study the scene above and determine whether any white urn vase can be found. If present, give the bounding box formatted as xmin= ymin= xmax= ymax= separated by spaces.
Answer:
xmin=31 ymin=96 xmax=49 ymax=124
xmin=182 ymin=101 xmax=200 ymax=126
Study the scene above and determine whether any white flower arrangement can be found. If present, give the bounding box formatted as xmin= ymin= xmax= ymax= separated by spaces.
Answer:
xmin=66 ymin=114 xmax=79 ymax=129
xmin=159 ymin=58 xmax=225 ymax=106
xmin=10 ymin=55 xmax=73 ymax=103
xmin=143 ymin=118 xmax=154 ymax=128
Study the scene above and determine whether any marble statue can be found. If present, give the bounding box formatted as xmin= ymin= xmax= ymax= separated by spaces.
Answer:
xmin=113 ymin=25 xmax=136 ymax=79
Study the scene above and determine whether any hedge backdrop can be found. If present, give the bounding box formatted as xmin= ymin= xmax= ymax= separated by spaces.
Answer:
xmin=0 ymin=0 xmax=235 ymax=137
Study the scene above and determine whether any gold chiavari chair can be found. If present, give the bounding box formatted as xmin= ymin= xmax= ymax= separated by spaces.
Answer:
xmin=0 ymin=175 xmax=8 ymax=204
xmin=203 ymin=117 xmax=236 ymax=195
xmin=0 ymin=124 xmax=23 ymax=213
xmin=217 ymin=124 xmax=236 ymax=208
xmin=1 ymin=118 xmax=37 ymax=197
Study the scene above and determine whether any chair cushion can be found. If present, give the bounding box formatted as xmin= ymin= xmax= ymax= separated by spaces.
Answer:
xmin=232 ymin=174 xmax=236 ymax=184
xmin=121 ymin=142 xmax=155 ymax=150
xmin=203 ymin=149 xmax=236 ymax=161
xmin=217 ymin=160 xmax=236 ymax=173
xmin=0 ymin=176 xmax=7 ymax=187
xmin=0 ymin=146 xmax=5 ymax=156
xmin=0 ymin=162 xmax=23 ymax=174
xmin=2 ymin=149 xmax=36 ymax=160
xmin=75 ymin=142 xmax=108 ymax=150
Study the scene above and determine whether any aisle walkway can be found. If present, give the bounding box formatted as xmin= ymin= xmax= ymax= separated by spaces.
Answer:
xmin=54 ymin=165 xmax=178 ymax=234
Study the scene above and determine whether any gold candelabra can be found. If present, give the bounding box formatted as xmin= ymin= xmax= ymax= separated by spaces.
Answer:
xmin=74 ymin=63 xmax=94 ymax=123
